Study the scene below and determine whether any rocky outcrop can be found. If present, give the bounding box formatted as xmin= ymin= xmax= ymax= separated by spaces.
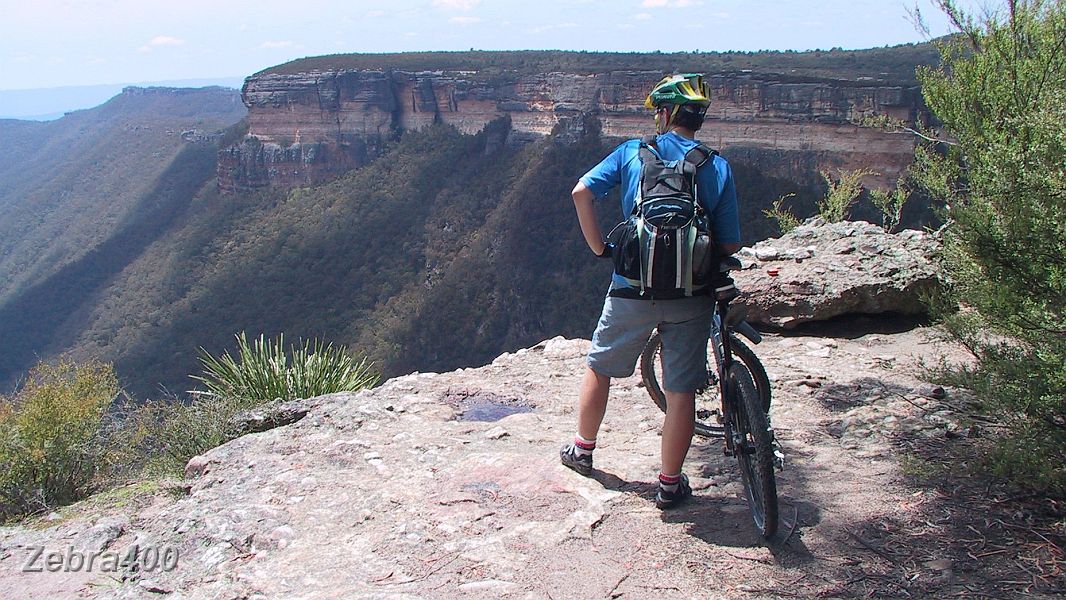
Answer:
xmin=733 ymin=219 xmax=942 ymax=328
xmin=1 ymin=327 xmax=1020 ymax=599
xmin=219 ymin=67 xmax=923 ymax=192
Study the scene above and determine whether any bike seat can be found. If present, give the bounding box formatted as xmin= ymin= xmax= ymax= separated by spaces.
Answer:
xmin=719 ymin=256 xmax=743 ymax=272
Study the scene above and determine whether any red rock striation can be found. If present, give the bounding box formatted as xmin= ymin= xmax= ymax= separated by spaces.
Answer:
xmin=218 ymin=70 xmax=922 ymax=193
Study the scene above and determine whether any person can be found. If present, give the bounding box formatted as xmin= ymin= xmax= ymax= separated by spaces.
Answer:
xmin=559 ymin=73 xmax=742 ymax=509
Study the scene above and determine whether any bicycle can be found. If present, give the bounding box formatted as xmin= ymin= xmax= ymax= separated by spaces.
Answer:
xmin=639 ymin=256 xmax=780 ymax=538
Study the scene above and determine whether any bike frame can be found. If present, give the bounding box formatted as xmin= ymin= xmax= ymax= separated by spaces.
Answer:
xmin=713 ymin=295 xmax=742 ymax=456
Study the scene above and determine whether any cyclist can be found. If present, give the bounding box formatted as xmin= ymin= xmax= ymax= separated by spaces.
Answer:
xmin=559 ymin=73 xmax=742 ymax=509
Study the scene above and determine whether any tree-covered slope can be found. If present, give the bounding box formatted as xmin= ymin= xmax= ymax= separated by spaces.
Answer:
xmin=0 ymin=88 xmax=245 ymax=389
xmin=0 ymin=88 xmax=245 ymax=307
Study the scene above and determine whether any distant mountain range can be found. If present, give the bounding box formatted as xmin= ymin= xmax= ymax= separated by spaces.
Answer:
xmin=0 ymin=77 xmax=244 ymax=120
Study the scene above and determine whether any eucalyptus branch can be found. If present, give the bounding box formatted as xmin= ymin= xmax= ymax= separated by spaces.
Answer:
xmin=855 ymin=114 xmax=959 ymax=145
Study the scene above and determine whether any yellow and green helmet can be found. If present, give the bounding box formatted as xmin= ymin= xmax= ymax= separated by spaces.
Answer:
xmin=644 ymin=73 xmax=712 ymax=109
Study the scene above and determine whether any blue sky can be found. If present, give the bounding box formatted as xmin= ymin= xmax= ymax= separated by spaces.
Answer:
xmin=0 ymin=0 xmax=987 ymax=91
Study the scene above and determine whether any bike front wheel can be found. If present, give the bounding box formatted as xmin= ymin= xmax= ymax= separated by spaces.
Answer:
xmin=729 ymin=362 xmax=779 ymax=539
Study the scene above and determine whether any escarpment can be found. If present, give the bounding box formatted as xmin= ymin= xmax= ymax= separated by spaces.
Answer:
xmin=218 ymin=64 xmax=926 ymax=193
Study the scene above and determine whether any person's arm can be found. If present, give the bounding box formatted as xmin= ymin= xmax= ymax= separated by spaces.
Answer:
xmin=709 ymin=157 xmax=742 ymax=256
xmin=572 ymin=181 xmax=607 ymax=256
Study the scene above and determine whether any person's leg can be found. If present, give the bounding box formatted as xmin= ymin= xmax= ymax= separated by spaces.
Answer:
xmin=577 ymin=366 xmax=611 ymax=441
xmin=655 ymin=296 xmax=714 ymax=507
xmin=562 ymin=294 xmax=656 ymax=475
xmin=661 ymin=389 xmax=696 ymax=475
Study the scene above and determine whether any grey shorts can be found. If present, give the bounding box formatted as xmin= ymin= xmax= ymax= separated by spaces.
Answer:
xmin=587 ymin=294 xmax=714 ymax=392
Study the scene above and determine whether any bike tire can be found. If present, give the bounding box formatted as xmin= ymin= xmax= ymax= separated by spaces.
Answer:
xmin=729 ymin=362 xmax=779 ymax=539
xmin=640 ymin=331 xmax=771 ymax=436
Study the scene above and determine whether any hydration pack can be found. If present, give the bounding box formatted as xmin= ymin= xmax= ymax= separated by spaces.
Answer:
xmin=608 ymin=135 xmax=718 ymax=299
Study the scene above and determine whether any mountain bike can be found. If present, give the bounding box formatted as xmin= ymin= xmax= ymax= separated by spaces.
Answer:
xmin=639 ymin=257 xmax=779 ymax=538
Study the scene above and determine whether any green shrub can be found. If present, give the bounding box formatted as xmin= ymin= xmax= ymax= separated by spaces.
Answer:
xmin=0 ymin=360 xmax=119 ymax=520
xmin=125 ymin=393 xmax=246 ymax=475
xmin=869 ymin=176 xmax=910 ymax=233
xmin=763 ymin=193 xmax=802 ymax=235
xmin=915 ymin=0 xmax=1066 ymax=495
xmin=816 ymin=168 xmax=875 ymax=222
xmin=191 ymin=332 xmax=379 ymax=404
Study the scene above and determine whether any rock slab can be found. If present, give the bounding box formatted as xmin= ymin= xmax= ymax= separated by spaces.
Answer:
xmin=734 ymin=219 xmax=942 ymax=327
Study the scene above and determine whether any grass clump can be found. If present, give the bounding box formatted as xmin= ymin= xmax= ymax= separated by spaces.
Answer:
xmin=191 ymin=332 xmax=379 ymax=404
xmin=137 ymin=332 xmax=380 ymax=474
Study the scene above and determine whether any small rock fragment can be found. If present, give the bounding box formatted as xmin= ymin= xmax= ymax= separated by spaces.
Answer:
xmin=916 ymin=384 xmax=947 ymax=400
xmin=485 ymin=426 xmax=509 ymax=440
xmin=755 ymin=246 xmax=780 ymax=260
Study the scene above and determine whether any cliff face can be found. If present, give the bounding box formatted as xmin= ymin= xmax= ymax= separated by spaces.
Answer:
xmin=219 ymin=70 xmax=922 ymax=192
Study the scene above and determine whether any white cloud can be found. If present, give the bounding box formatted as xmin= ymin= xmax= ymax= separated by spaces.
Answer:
xmin=449 ymin=16 xmax=483 ymax=25
xmin=365 ymin=9 xmax=386 ymax=17
xmin=148 ymin=35 xmax=185 ymax=47
xmin=137 ymin=35 xmax=186 ymax=53
xmin=432 ymin=0 xmax=481 ymax=9
xmin=259 ymin=40 xmax=295 ymax=49
xmin=634 ymin=12 xmax=652 ymax=20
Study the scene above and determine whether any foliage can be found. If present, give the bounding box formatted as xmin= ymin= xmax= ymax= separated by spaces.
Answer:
xmin=123 ymin=393 xmax=247 ymax=475
xmin=869 ymin=176 xmax=911 ymax=232
xmin=191 ymin=332 xmax=379 ymax=404
xmin=0 ymin=360 xmax=119 ymax=520
xmin=763 ymin=193 xmax=802 ymax=235
xmin=816 ymin=168 xmax=876 ymax=222
xmin=123 ymin=332 xmax=379 ymax=475
xmin=914 ymin=0 xmax=1066 ymax=494
xmin=260 ymin=45 xmax=943 ymax=86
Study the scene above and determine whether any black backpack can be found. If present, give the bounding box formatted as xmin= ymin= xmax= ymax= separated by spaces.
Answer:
xmin=607 ymin=135 xmax=718 ymax=299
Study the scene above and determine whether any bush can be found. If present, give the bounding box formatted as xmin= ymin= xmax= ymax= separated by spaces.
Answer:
xmin=0 ymin=360 xmax=119 ymax=520
xmin=130 ymin=333 xmax=381 ymax=475
xmin=125 ymin=393 xmax=246 ymax=476
xmin=915 ymin=0 xmax=1066 ymax=495
xmin=816 ymin=168 xmax=875 ymax=222
xmin=763 ymin=193 xmax=802 ymax=235
xmin=191 ymin=332 xmax=379 ymax=404
xmin=869 ymin=176 xmax=910 ymax=233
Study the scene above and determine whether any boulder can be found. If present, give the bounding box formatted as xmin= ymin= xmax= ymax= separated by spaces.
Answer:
xmin=733 ymin=220 xmax=942 ymax=328
xmin=228 ymin=397 xmax=313 ymax=436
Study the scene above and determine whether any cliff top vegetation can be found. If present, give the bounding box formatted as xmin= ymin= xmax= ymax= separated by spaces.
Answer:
xmin=256 ymin=43 xmax=943 ymax=85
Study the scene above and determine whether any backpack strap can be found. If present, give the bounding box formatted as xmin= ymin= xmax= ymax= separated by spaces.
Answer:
xmin=684 ymin=143 xmax=717 ymax=169
xmin=638 ymin=134 xmax=660 ymax=164
xmin=684 ymin=144 xmax=717 ymax=217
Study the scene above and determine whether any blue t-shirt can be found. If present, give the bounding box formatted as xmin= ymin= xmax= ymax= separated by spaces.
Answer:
xmin=579 ymin=131 xmax=741 ymax=288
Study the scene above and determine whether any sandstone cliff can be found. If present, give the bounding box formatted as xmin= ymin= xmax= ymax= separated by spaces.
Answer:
xmin=219 ymin=65 xmax=924 ymax=193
